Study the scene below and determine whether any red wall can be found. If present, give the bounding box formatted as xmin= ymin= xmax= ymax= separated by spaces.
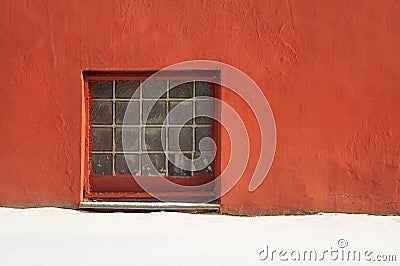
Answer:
xmin=1 ymin=0 xmax=399 ymax=215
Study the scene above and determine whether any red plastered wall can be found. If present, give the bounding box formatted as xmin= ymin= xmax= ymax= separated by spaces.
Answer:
xmin=0 ymin=0 xmax=399 ymax=215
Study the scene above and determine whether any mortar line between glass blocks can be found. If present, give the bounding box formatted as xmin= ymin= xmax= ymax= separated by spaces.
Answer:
xmin=138 ymin=80 xmax=143 ymax=175
xmin=112 ymin=80 xmax=116 ymax=175
xmin=165 ymin=80 xmax=169 ymax=176
xmin=93 ymin=98 xmax=211 ymax=101
xmin=92 ymin=124 xmax=211 ymax=128
xmin=92 ymin=151 xmax=192 ymax=154
xmin=192 ymin=80 xmax=196 ymax=176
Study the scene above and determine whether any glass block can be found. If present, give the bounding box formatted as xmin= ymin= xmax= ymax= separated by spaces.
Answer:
xmin=143 ymin=101 xmax=166 ymax=125
xmin=115 ymin=101 xmax=140 ymax=125
xmin=115 ymin=80 xmax=140 ymax=99
xmin=194 ymin=152 xmax=213 ymax=175
xmin=115 ymin=154 xmax=139 ymax=175
xmin=195 ymin=81 xmax=212 ymax=97
xmin=195 ymin=127 xmax=213 ymax=151
xmin=169 ymin=80 xmax=193 ymax=98
xmin=90 ymin=101 xmax=112 ymax=125
xmin=92 ymin=127 xmax=112 ymax=151
xmin=195 ymin=100 xmax=213 ymax=125
xmin=168 ymin=127 xmax=192 ymax=151
xmin=169 ymin=101 xmax=193 ymax=125
xmin=90 ymin=81 xmax=113 ymax=99
xmin=91 ymin=154 xmax=112 ymax=175
xmin=115 ymin=127 xmax=139 ymax=151
xmin=142 ymin=80 xmax=167 ymax=99
xmin=168 ymin=153 xmax=192 ymax=177
xmin=142 ymin=153 xmax=166 ymax=176
xmin=143 ymin=127 xmax=164 ymax=151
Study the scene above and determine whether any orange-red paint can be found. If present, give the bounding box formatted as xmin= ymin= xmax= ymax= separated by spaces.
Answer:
xmin=1 ymin=0 xmax=400 ymax=215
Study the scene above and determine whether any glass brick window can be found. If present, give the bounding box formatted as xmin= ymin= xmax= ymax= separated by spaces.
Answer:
xmin=89 ymin=77 xmax=215 ymax=178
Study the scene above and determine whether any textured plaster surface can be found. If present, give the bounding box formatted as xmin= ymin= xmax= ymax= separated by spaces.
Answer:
xmin=0 ymin=0 xmax=399 ymax=215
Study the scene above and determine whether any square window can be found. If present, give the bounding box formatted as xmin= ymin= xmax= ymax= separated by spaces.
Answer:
xmin=87 ymin=76 xmax=215 ymax=178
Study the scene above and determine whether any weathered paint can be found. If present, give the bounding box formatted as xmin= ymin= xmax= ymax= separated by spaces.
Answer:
xmin=0 ymin=0 xmax=399 ymax=215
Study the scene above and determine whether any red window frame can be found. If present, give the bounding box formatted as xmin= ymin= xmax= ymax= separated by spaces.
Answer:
xmin=82 ymin=70 xmax=221 ymax=201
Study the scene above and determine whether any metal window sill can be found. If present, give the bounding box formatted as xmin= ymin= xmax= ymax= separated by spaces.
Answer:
xmin=79 ymin=201 xmax=220 ymax=212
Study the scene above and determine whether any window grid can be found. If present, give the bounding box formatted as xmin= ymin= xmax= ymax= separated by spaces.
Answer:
xmin=90 ymin=80 xmax=212 ymax=177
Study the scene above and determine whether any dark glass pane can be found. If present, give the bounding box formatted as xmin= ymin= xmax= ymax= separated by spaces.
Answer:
xmin=143 ymin=127 xmax=164 ymax=151
xmin=195 ymin=127 xmax=213 ymax=151
xmin=92 ymin=127 xmax=112 ymax=151
xmin=90 ymin=81 xmax=113 ymax=99
xmin=169 ymin=101 xmax=193 ymax=125
xmin=168 ymin=127 xmax=192 ymax=151
xmin=142 ymin=80 xmax=167 ymax=99
xmin=115 ymin=80 xmax=140 ymax=99
xmin=195 ymin=100 xmax=213 ymax=125
xmin=195 ymin=81 xmax=212 ymax=97
xmin=142 ymin=153 xmax=166 ymax=176
xmin=115 ymin=154 xmax=139 ymax=175
xmin=90 ymin=101 xmax=112 ymax=125
xmin=169 ymin=80 xmax=193 ymax=98
xmin=143 ymin=101 xmax=166 ymax=125
xmin=115 ymin=127 xmax=139 ymax=151
xmin=91 ymin=154 xmax=112 ymax=175
xmin=168 ymin=153 xmax=192 ymax=177
xmin=194 ymin=152 xmax=213 ymax=175
xmin=116 ymin=101 xmax=140 ymax=125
